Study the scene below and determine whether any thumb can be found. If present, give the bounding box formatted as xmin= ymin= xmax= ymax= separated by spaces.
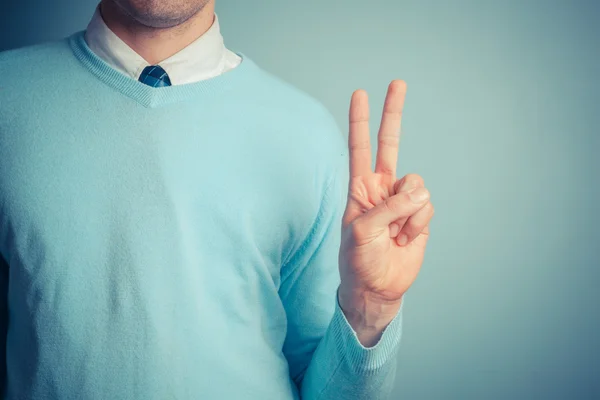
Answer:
xmin=360 ymin=187 xmax=430 ymax=228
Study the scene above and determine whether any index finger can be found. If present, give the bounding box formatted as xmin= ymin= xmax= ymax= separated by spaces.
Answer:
xmin=348 ymin=89 xmax=372 ymax=178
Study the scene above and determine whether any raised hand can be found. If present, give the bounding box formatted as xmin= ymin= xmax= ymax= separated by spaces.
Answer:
xmin=337 ymin=80 xmax=434 ymax=346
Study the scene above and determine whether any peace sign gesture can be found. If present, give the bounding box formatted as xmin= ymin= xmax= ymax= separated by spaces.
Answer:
xmin=337 ymin=81 xmax=434 ymax=341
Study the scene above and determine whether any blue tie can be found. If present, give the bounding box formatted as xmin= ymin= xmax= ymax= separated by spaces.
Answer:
xmin=138 ymin=65 xmax=172 ymax=87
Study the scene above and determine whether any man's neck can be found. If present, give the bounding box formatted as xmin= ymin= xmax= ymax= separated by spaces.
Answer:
xmin=99 ymin=0 xmax=215 ymax=65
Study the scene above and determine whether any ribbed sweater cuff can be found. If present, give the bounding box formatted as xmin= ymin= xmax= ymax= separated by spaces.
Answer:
xmin=330 ymin=287 xmax=404 ymax=375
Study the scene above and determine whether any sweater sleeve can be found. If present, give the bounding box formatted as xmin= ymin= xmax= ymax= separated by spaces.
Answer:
xmin=278 ymin=149 xmax=404 ymax=400
xmin=0 ymin=252 xmax=8 ymax=394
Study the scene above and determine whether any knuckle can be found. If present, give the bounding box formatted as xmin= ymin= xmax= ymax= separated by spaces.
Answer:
xmin=402 ymin=191 xmax=415 ymax=204
xmin=349 ymin=139 xmax=370 ymax=151
xmin=378 ymin=134 xmax=400 ymax=147
xmin=382 ymin=109 xmax=403 ymax=119
xmin=398 ymin=174 xmax=424 ymax=192
xmin=423 ymin=202 xmax=434 ymax=214
xmin=405 ymin=173 xmax=425 ymax=187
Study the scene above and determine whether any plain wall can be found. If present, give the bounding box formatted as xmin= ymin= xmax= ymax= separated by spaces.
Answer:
xmin=1 ymin=0 xmax=599 ymax=398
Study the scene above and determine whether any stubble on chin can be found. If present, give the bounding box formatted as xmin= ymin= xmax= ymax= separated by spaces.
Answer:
xmin=108 ymin=0 xmax=210 ymax=30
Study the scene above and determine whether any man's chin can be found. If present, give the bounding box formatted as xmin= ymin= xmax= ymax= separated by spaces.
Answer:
xmin=115 ymin=0 xmax=209 ymax=29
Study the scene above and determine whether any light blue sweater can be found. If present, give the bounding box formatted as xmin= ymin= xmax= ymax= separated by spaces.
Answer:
xmin=0 ymin=30 xmax=403 ymax=400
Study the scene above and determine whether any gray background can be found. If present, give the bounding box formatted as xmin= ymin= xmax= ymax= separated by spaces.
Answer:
xmin=1 ymin=0 xmax=598 ymax=398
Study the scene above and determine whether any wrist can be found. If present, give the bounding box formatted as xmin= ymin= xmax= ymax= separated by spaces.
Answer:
xmin=337 ymin=285 xmax=403 ymax=347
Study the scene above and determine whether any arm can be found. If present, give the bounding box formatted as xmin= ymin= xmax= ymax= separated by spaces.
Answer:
xmin=279 ymin=158 xmax=403 ymax=400
xmin=281 ymin=80 xmax=434 ymax=399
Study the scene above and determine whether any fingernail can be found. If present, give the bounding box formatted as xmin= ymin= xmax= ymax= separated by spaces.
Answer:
xmin=389 ymin=223 xmax=400 ymax=237
xmin=397 ymin=234 xmax=408 ymax=246
xmin=408 ymin=187 xmax=429 ymax=203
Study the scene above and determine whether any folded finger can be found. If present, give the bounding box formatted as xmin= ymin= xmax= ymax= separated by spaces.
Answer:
xmin=396 ymin=202 xmax=434 ymax=246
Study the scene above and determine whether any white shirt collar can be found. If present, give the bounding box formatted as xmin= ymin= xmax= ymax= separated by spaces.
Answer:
xmin=84 ymin=3 xmax=238 ymax=85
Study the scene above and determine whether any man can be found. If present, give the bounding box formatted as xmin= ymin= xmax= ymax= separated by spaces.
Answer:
xmin=0 ymin=0 xmax=434 ymax=398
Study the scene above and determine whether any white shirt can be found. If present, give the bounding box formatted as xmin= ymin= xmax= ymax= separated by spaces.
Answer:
xmin=84 ymin=3 xmax=241 ymax=85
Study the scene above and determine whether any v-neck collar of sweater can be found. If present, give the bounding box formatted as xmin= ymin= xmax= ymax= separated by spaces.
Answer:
xmin=68 ymin=30 xmax=258 ymax=109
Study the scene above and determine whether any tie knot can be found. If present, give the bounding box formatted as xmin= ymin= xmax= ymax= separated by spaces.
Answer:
xmin=139 ymin=65 xmax=172 ymax=87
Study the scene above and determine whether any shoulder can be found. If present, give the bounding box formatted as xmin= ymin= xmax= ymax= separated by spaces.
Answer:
xmin=0 ymin=35 xmax=74 ymax=108
xmin=250 ymin=64 xmax=338 ymax=125
xmin=0 ymin=35 xmax=72 ymax=74
xmin=240 ymin=57 xmax=347 ymax=166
